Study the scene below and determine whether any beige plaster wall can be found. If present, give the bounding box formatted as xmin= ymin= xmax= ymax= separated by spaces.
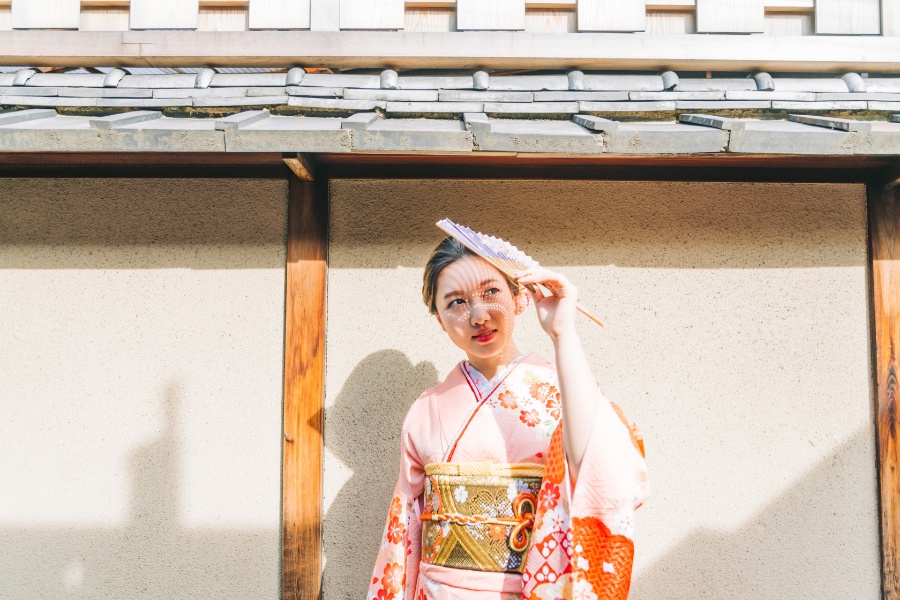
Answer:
xmin=0 ymin=178 xmax=287 ymax=599
xmin=324 ymin=179 xmax=878 ymax=599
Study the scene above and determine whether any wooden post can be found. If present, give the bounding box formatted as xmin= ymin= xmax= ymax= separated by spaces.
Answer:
xmin=283 ymin=165 xmax=327 ymax=600
xmin=869 ymin=182 xmax=900 ymax=600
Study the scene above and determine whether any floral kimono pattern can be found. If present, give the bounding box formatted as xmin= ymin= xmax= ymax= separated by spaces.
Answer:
xmin=367 ymin=353 xmax=648 ymax=600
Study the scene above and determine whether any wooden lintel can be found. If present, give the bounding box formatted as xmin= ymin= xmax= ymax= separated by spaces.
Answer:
xmin=283 ymin=153 xmax=316 ymax=181
xmin=282 ymin=175 xmax=327 ymax=600
xmin=868 ymin=183 xmax=900 ymax=600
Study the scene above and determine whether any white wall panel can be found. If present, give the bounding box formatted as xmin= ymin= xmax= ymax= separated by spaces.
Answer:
xmin=11 ymin=0 xmax=80 ymax=29
xmin=457 ymin=0 xmax=525 ymax=30
xmin=340 ymin=0 xmax=403 ymax=29
xmin=696 ymin=0 xmax=763 ymax=32
xmin=131 ymin=0 xmax=200 ymax=29
xmin=815 ymin=0 xmax=880 ymax=34
xmin=885 ymin=0 xmax=900 ymax=35
xmin=249 ymin=0 xmax=309 ymax=29
xmin=578 ymin=0 xmax=645 ymax=31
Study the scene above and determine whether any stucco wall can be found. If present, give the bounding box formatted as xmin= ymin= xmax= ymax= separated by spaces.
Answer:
xmin=0 ymin=178 xmax=287 ymax=599
xmin=324 ymin=179 xmax=879 ymax=599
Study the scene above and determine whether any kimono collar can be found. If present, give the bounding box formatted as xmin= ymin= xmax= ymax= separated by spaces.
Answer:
xmin=461 ymin=353 xmax=529 ymax=403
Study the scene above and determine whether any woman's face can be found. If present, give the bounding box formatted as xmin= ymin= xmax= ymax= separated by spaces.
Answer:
xmin=434 ymin=256 xmax=517 ymax=359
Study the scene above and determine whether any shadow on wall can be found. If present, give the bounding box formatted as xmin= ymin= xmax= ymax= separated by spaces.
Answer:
xmin=0 ymin=382 xmax=278 ymax=600
xmin=323 ymin=350 xmax=439 ymax=600
xmin=0 ymin=178 xmax=288 ymax=269
xmin=633 ymin=426 xmax=880 ymax=599
xmin=328 ymin=180 xmax=866 ymax=270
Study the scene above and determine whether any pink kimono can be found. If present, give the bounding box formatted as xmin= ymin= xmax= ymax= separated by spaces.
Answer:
xmin=367 ymin=353 xmax=649 ymax=600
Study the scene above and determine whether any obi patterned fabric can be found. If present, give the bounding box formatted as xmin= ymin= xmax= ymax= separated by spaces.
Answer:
xmin=420 ymin=462 xmax=544 ymax=574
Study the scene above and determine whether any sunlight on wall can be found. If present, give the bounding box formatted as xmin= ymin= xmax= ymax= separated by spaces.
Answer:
xmin=324 ymin=179 xmax=879 ymax=600
xmin=0 ymin=178 xmax=287 ymax=599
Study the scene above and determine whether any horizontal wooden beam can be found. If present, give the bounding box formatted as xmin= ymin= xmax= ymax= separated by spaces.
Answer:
xmin=1 ymin=30 xmax=899 ymax=70
xmin=0 ymin=150 xmax=892 ymax=182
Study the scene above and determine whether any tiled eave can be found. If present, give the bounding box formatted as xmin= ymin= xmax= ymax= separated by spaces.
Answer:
xmin=3 ymin=69 xmax=900 ymax=156
xmin=3 ymin=108 xmax=900 ymax=156
xmin=2 ymin=68 xmax=900 ymax=114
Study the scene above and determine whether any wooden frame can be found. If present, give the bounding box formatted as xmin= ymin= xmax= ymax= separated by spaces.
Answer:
xmin=282 ymin=165 xmax=328 ymax=600
xmin=869 ymin=181 xmax=900 ymax=600
xmin=0 ymin=150 xmax=894 ymax=598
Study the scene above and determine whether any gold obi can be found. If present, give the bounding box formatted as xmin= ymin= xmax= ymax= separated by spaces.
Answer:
xmin=420 ymin=462 xmax=545 ymax=574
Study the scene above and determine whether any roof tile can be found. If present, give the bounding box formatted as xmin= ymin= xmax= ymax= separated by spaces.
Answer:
xmin=345 ymin=89 xmax=439 ymax=101
xmin=210 ymin=73 xmax=288 ymax=87
xmin=25 ymin=73 xmax=106 ymax=88
xmin=286 ymin=86 xmax=344 ymax=98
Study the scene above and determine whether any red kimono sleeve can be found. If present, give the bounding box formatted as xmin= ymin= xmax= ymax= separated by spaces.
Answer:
xmin=523 ymin=393 xmax=649 ymax=600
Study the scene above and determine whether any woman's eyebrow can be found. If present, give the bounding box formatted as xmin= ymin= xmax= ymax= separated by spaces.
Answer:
xmin=442 ymin=279 xmax=502 ymax=299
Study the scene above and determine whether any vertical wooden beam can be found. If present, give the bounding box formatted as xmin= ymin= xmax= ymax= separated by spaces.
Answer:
xmin=696 ymin=0 xmax=764 ymax=33
xmin=577 ymin=0 xmax=646 ymax=32
xmin=869 ymin=182 xmax=900 ymax=600
xmin=815 ymin=0 xmax=880 ymax=34
xmin=282 ymin=169 xmax=327 ymax=600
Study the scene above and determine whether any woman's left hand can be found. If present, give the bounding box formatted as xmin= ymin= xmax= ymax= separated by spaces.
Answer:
xmin=516 ymin=267 xmax=579 ymax=341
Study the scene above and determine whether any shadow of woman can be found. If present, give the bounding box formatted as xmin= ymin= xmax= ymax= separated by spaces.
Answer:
xmin=323 ymin=349 xmax=439 ymax=599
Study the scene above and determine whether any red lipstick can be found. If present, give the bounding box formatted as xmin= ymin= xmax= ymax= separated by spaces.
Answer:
xmin=472 ymin=328 xmax=497 ymax=343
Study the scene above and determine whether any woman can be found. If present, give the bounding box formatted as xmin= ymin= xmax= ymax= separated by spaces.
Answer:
xmin=368 ymin=237 xmax=649 ymax=600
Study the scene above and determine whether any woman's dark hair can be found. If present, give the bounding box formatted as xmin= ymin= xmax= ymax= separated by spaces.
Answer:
xmin=422 ymin=236 xmax=519 ymax=315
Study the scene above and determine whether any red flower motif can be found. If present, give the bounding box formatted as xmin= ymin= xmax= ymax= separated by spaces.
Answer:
xmin=488 ymin=523 xmax=507 ymax=541
xmin=530 ymin=382 xmax=558 ymax=405
xmin=498 ymin=390 xmax=519 ymax=409
xmin=388 ymin=496 xmax=403 ymax=518
xmin=519 ymin=409 xmax=540 ymax=427
xmin=375 ymin=590 xmax=394 ymax=600
xmin=539 ymin=482 xmax=560 ymax=512
xmin=381 ymin=562 xmax=404 ymax=594
xmin=545 ymin=391 xmax=561 ymax=420
xmin=386 ymin=515 xmax=405 ymax=544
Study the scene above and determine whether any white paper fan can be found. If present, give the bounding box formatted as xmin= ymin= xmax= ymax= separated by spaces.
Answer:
xmin=436 ymin=219 xmax=603 ymax=327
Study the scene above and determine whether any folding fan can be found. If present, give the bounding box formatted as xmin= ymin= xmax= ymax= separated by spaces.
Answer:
xmin=436 ymin=219 xmax=604 ymax=328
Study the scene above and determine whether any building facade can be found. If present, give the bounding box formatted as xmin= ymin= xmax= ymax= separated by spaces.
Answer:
xmin=1 ymin=1 xmax=899 ymax=598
